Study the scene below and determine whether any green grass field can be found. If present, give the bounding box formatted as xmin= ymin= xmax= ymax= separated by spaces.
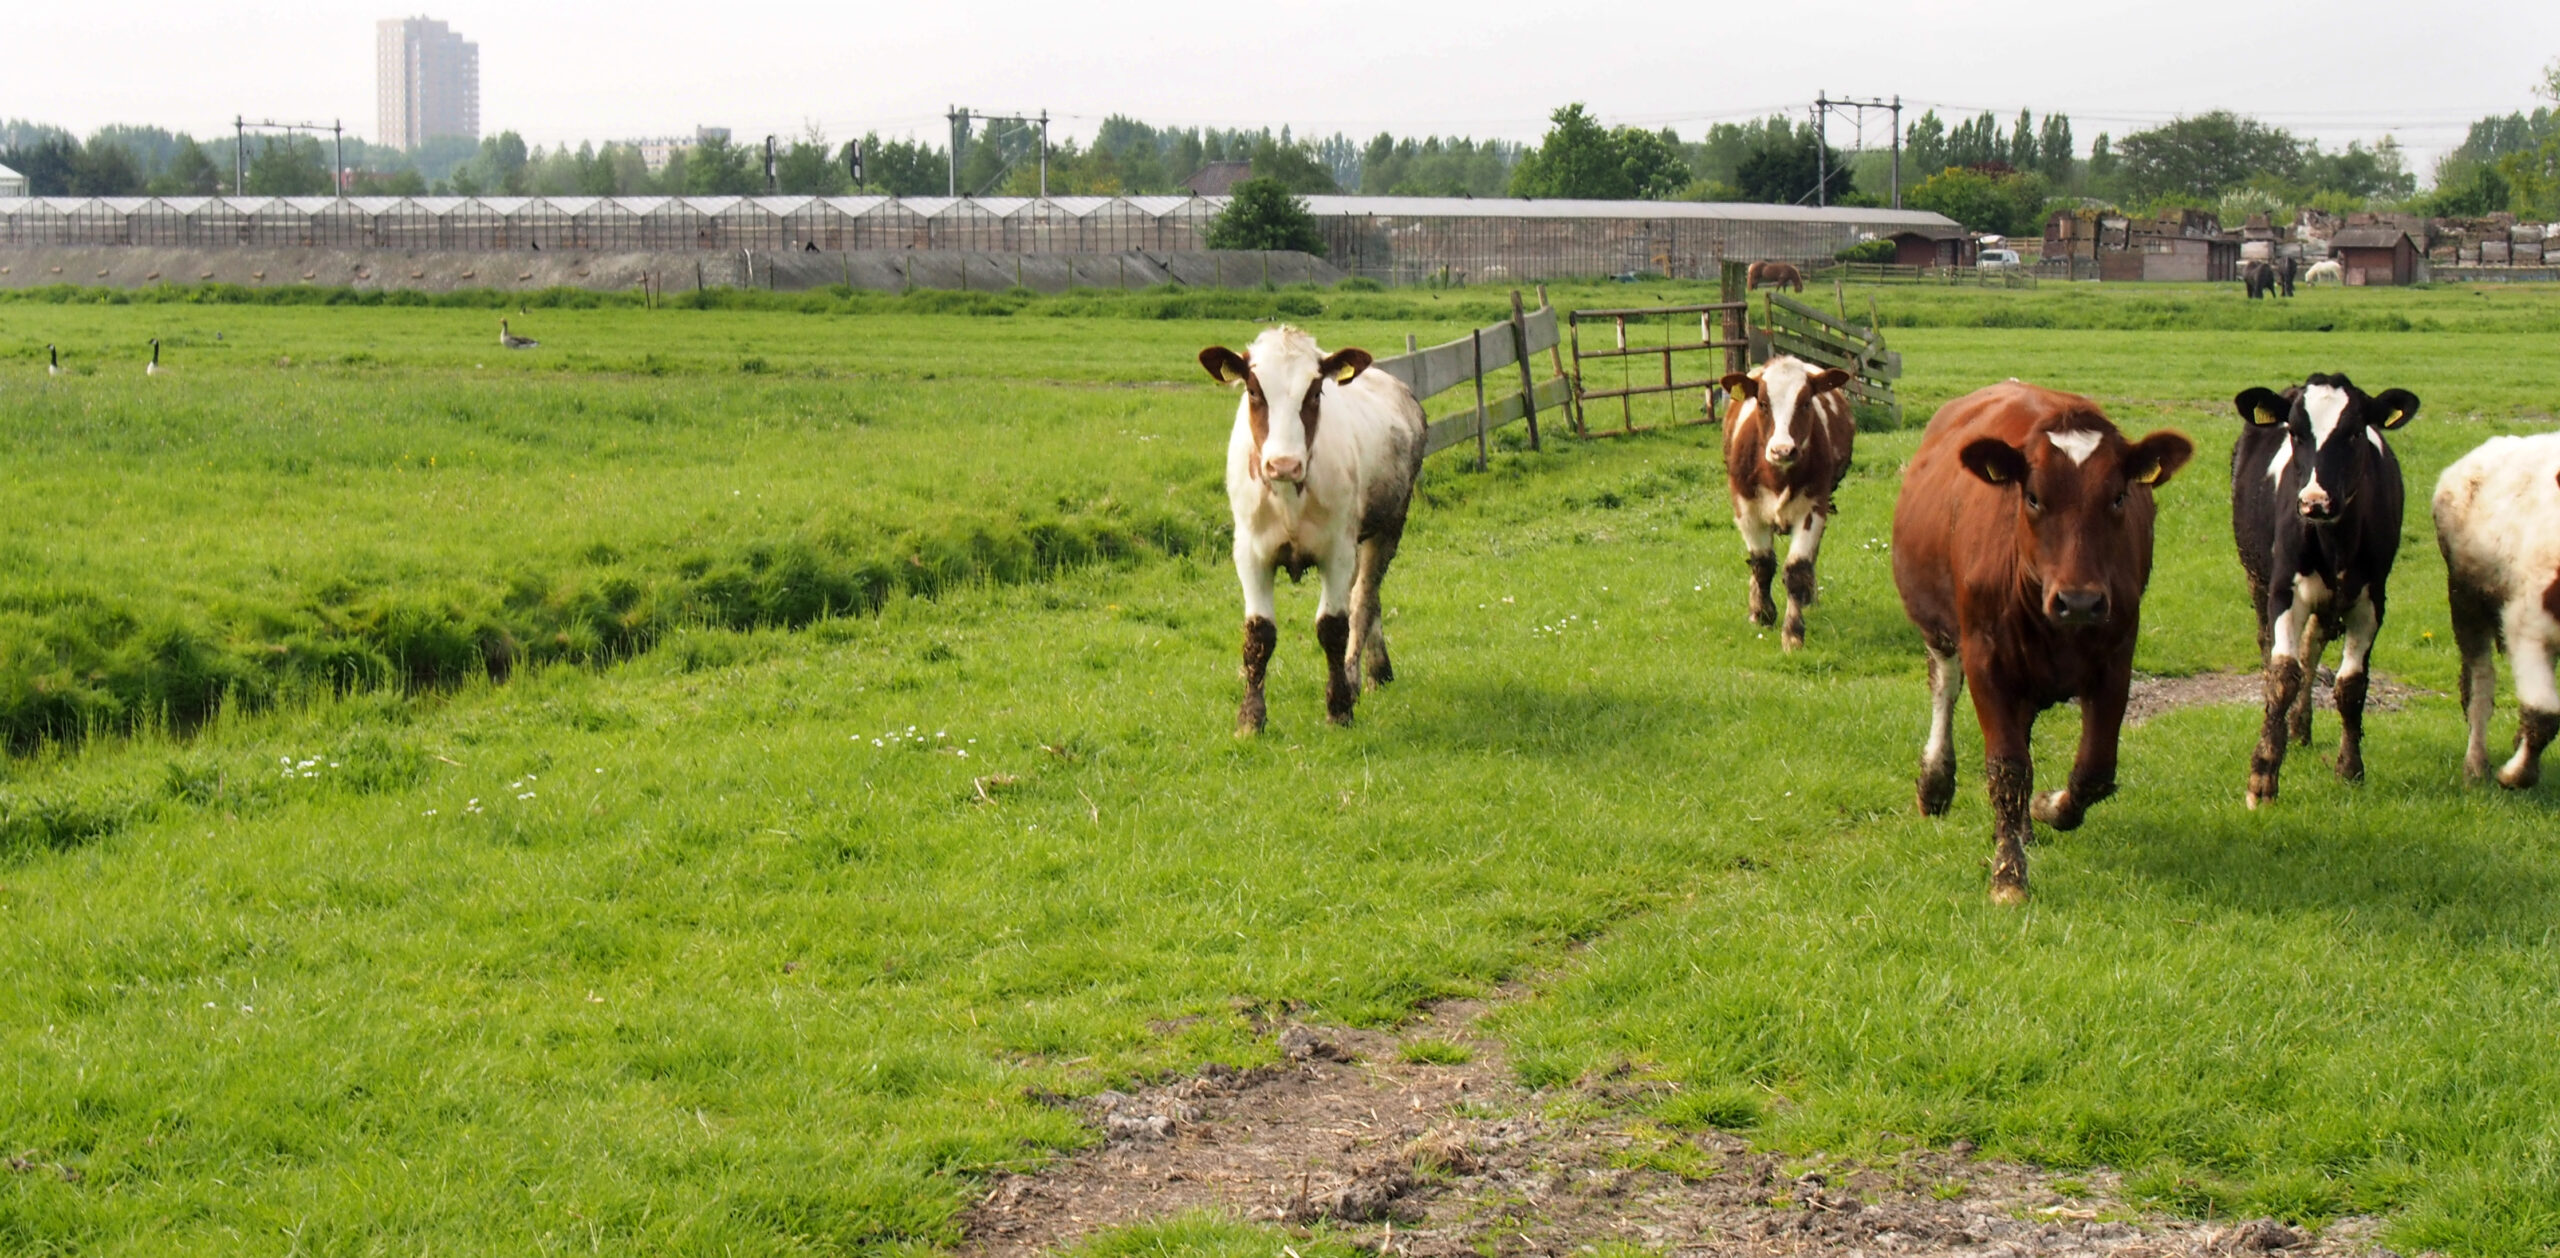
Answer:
xmin=2 ymin=279 xmax=2557 ymax=1256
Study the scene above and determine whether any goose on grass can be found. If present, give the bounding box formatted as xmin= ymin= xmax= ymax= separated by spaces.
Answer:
xmin=47 ymin=343 xmax=59 ymax=375
xmin=146 ymin=338 xmax=165 ymax=375
xmin=499 ymin=319 xmax=539 ymax=350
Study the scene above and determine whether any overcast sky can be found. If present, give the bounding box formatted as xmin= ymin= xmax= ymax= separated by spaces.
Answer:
xmin=12 ymin=1 xmax=2557 ymax=181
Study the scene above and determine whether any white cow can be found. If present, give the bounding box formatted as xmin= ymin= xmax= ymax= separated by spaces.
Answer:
xmin=2434 ymin=433 xmax=2560 ymax=788
xmin=1199 ymin=326 xmax=1426 ymax=734
xmin=2303 ymin=259 xmax=2344 ymax=285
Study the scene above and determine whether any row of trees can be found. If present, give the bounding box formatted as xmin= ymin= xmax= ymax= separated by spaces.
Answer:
xmin=2426 ymin=59 xmax=2560 ymax=220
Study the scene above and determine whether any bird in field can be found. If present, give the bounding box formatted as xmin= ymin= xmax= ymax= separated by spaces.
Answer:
xmin=499 ymin=319 xmax=539 ymax=350
xmin=47 ymin=343 xmax=60 ymax=375
xmin=146 ymin=339 xmax=165 ymax=375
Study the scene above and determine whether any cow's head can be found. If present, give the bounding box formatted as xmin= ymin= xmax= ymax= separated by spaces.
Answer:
xmin=1721 ymin=356 xmax=1850 ymax=469
xmin=1199 ymin=326 xmax=1371 ymax=487
xmin=2234 ymin=375 xmax=2416 ymax=525
xmin=1960 ymin=417 xmax=2195 ymax=628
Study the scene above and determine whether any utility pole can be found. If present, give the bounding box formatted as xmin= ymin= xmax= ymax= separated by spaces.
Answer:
xmin=945 ymin=108 xmax=1053 ymax=197
xmin=1814 ymin=93 xmax=1828 ymax=208
xmin=235 ymin=116 xmax=245 ymax=195
xmin=1038 ymin=110 xmax=1049 ymax=198
xmin=1891 ymin=95 xmax=1902 ymax=209
xmin=947 ymin=106 xmax=961 ymax=196
xmin=333 ymin=119 xmax=345 ymax=198
xmin=764 ymin=135 xmax=779 ymax=194
xmin=1810 ymin=93 xmax=1905 ymax=209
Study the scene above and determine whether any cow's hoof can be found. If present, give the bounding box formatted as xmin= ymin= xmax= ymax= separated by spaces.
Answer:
xmin=1781 ymin=630 xmax=1804 ymax=653
xmin=2497 ymin=762 xmax=2540 ymax=791
xmin=1327 ymin=709 xmax=1355 ymax=728
xmin=2335 ymin=754 xmax=2365 ymax=783
xmin=1917 ymin=773 xmax=1955 ymax=817
xmin=1989 ymin=880 xmax=2030 ymax=906
xmin=2029 ymin=790 xmax=2083 ymax=831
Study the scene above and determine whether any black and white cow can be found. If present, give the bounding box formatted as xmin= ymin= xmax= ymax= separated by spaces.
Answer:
xmin=2230 ymin=374 xmax=2419 ymax=806
xmin=2433 ymin=433 xmax=2560 ymax=789
xmin=1200 ymin=326 xmax=1427 ymax=735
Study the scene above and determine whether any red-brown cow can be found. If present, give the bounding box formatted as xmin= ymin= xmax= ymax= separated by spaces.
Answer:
xmin=1891 ymin=382 xmax=2194 ymax=902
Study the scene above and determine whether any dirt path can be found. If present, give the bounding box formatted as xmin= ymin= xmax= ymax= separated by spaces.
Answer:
xmin=963 ymin=1000 xmax=2398 ymax=1257
xmin=2125 ymin=668 xmax=2433 ymax=727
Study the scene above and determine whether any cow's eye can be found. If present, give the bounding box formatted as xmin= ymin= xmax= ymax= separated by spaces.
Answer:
xmin=2023 ymin=489 xmax=2042 ymax=512
xmin=2112 ymin=490 xmax=2128 ymax=511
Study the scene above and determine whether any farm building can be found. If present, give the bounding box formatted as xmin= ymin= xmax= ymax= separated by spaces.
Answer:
xmin=0 ymin=193 xmax=1963 ymax=285
xmin=1886 ymin=226 xmax=1974 ymax=267
xmin=0 ymin=164 xmax=24 ymax=198
xmin=2328 ymin=227 xmax=2421 ymax=285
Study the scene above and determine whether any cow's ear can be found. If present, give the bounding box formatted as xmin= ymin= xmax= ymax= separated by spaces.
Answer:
xmin=1808 ymin=368 xmax=1853 ymax=394
xmin=2234 ymin=387 xmax=2287 ymax=427
xmin=1718 ymin=372 xmax=1756 ymax=397
xmin=1320 ymin=347 xmax=1372 ymax=384
xmin=1959 ymin=438 xmax=2030 ymax=487
xmin=2371 ymin=388 xmax=2419 ymax=429
xmin=1199 ymin=346 xmax=1250 ymax=386
xmin=2127 ymin=431 xmax=2196 ymax=487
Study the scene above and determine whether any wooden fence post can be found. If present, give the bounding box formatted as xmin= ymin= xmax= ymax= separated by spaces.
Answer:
xmin=1471 ymin=328 xmax=1489 ymax=473
xmin=1720 ymin=260 xmax=1748 ymax=377
xmin=1508 ymin=288 xmax=1540 ymax=451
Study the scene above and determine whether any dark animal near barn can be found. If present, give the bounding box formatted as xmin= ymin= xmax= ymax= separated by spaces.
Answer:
xmin=1720 ymin=355 xmax=1855 ymax=650
xmin=2230 ymin=375 xmax=2416 ymax=806
xmin=1746 ymin=261 xmax=1805 ymax=292
xmin=2244 ymin=260 xmax=2277 ymax=300
xmin=2433 ymin=432 xmax=2560 ymax=789
xmin=1200 ymin=326 xmax=1427 ymax=735
xmin=1892 ymin=382 xmax=2193 ymax=902
xmin=2278 ymin=254 xmax=2299 ymax=297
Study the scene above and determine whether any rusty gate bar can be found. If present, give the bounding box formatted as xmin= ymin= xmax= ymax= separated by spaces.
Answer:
xmin=1566 ymin=300 xmax=1749 ymax=434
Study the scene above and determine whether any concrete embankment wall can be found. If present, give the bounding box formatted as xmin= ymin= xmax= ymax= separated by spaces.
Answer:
xmin=0 ymin=247 xmax=1343 ymax=295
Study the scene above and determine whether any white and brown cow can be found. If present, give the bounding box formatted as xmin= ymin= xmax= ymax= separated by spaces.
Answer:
xmin=1720 ymin=355 xmax=1855 ymax=650
xmin=1199 ymin=326 xmax=1427 ymax=735
xmin=2434 ymin=433 xmax=2560 ymax=789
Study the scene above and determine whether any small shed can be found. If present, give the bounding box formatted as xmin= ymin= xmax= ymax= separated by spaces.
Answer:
xmin=2328 ymin=227 xmax=2419 ymax=285
xmin=0 ymin=163 xmax=26 ymax=197
xmin=1887 ymin=226 xmax=1974 ymax=268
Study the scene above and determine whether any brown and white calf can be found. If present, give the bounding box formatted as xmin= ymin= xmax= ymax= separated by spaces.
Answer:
xmin=2434 ymin=433 xmax=2560 ymax=789
xmin=1892 ymin=382 xmax=2194 ymax=902
xmin=1720 ymin=355 xmax=1855 ymax=650
xmin=1199 ymin=326 xmax=1427 ymax=735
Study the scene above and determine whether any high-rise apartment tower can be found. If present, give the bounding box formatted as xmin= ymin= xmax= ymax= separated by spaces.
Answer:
xmin=377 ymin=17 xmax=480 ymax=150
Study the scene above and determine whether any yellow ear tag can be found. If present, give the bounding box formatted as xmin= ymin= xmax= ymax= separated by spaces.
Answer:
xmin=1333 ymin=363 xmax=1359 ymax=383
xmin=2254 ymin=406 xmax=2284 ymax=426
xmin=2134 ymin=463 xmax=2164 ymax=485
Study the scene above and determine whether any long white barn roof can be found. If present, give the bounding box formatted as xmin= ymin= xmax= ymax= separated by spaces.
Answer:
xmin=0 ymin=192 xmax=1961 ymax=231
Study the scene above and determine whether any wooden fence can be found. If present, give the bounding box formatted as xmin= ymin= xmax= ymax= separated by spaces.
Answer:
xmin=1749 ymin=290 xmax=1903 ymax=425
xmin=1371 ymin=289 xmax=1573 ymax=470
xmin=1805 ymin=261 xmax=2039 ymax=288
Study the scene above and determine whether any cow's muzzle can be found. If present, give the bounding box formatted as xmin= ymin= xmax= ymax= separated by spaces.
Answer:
xmin=2047 ymin=588 xmax=2111 ymax=626
xmin=1262 ymin=455 xmax=1305 ymax=485
xmin=1764 ymin=441 xmax=1798 ymax=468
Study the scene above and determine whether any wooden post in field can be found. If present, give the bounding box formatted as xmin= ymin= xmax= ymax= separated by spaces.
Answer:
xmin=1471 ymin=328 xmax=1489 ymax=472
xmin=1508 ymin=288 xmax=1540 ymax=451
xmin=1565 ymin=306 xmax=1586 ymax=437
xmin=1720 ymin=260 xmax=1748 ymax=377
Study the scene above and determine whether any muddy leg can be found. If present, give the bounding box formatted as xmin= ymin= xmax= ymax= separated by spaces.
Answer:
xmin=1737 ymin=502 xmax=1777 ymax=628
xmin=1917 ymin=645 xmax=1964 ymax=816
xmin=2331 ymin=596 xmax=2379 ymax=782
xmin=1349 ymin=533 xmax=1401 ymax=688
xmin=1316 ymin=557 xmax=1357 ymax=725
xmin=2500 ymin=634 xmax=2559 ymax=790
xmin=2288 ymin=618 xmax=2327 ymax=747
xmin=1234 ymin=540 xmax=1280 ymax=737
xmin=2451 ymin=585 xmax=2499 ymax=782
xmin=2034 ymin=652 xmax=2127 ymax=831
xmin=1238 ymin=617 xmax=1276 ymax=736
xmin=1779 ymin=511 xmax=1827 ymax=652
xmin=1985 ymin=756 xmax=2034 ymax=905
xmin=2248 ymin=593 xmax=2313 ymax=808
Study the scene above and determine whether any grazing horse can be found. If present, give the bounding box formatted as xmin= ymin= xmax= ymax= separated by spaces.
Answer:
xmin=1199 ymin=326 xmax=1427 ymax=734
xmin=2230 ymin=375 xmax=2417 ymax=806
xmin=1892 ymin=382 xmax=2193 ymax=902
xmin=1719 ymin=355 xmax=1855 ymax=650
xmin=2244 ymin=260 xmax=2277 ymax=300
xmin=2303 ymin=259 xmax=2343 ymax=285
xmin=1746 ymin=261 xmax=1805 ymax=292
xmin=2278 ymin=255 xmax=2299 ymax=297
xmin=2434 ymin=433 xmax=2560 ymax=789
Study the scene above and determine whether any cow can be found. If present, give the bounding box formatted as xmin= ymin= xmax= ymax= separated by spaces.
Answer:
xmin=2278 ymin=254 xmax=2299 ymax=298
xmin=1719 ymin=355 xmax=1855 ymax=650
xmin=1892 ymin=382 xmax=2194 ymax=903
xmin=1747 ymin=261 xmax=1805 ymax=292
xmin=2229 ymin=376 xmax=2417 ymax=806
xmin=2433 ymin=433 xmax=2560 ymax=789
xmin=2244 ymin=260 xmax=2277 ymax=300
xmin=2304 ymin=259 xmax=2344 ymax=285
xmin=1199 ymin=326 xmax=1427 ymax=735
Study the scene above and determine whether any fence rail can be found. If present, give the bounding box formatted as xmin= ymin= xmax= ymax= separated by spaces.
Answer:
xmin=1806 ymin=261 xmax=2040 ymax=288
xmin=1753 ymin=291 xmax=1903 ymax=425
xmin=1372 ymin=289 xmax=1568 ymax=469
